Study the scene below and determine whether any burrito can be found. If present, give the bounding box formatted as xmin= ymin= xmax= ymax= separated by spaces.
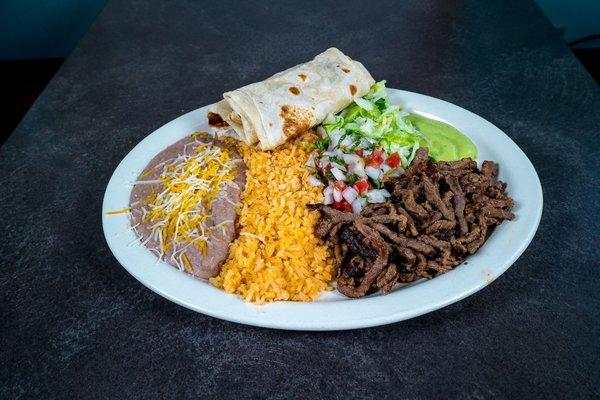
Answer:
xmin=208 ymin=48 xmax=375 ymax=150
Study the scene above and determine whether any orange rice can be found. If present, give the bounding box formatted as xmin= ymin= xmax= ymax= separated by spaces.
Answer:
xmin=210 ymin=133 xmax=335 ymax=303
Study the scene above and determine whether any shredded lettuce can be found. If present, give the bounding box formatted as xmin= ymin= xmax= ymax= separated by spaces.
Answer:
xmin=354 ymin=97 xmax=376 ymax=112
xmin=322 ymin=81 xmax=423 ymax=167
xmin=322 ymin=114 xmax=344 ymax=133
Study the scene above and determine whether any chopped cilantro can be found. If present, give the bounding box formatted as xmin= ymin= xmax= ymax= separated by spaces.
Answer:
xmin=346 ymin=173 xmax=359 ymax=186
xmin=314 ymin=137 xmax=330 ymax=151
xmin=325 ymin=170 xmax=335 ymax=180
xmin=375 ymin=98 xmax=387 ymax=112
xmin=329 ymin=155 xmax=345 ymax=166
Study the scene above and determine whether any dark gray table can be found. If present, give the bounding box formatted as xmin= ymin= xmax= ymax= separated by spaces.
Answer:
xmin=1 ymin=0 xmax=599 ymax=398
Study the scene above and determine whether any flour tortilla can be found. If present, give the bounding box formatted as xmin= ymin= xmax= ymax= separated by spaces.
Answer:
xmin=208 ymin=48 xmax=374 ymax=150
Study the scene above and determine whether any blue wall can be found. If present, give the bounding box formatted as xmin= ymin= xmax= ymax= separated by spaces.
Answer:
xmin=0 ymin=0 xmax=107 ymax=60
xmin=535 ymin=0 xmax=600 ymax=47
xmin=0 ymin=0 xmax=597 ymax=61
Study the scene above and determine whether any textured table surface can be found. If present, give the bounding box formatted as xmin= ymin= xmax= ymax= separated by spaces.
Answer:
xmin=1 ymin=0 xmax=599 ymax=398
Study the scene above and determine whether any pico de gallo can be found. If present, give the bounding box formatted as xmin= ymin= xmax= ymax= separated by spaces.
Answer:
xmin=306 ymin=81 xmax=424 ymax=214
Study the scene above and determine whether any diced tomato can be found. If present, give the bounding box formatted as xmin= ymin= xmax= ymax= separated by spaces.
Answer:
xmin=354 ymin=179 xmax=369 ymax=194
xmin=355 ymin=149 xmax=364 ymax=157
xmin=334 ymin=180 xmax=346 ymax=191
xmin=386 ymin=152 xmax=400 ymax=168
xmin=366 ymin=149 xmax=384 ymax=168
xmin=333 ymin=199 xmax=353 ymax=213
xmin=342 ymin=201 xmax=353 ymax=212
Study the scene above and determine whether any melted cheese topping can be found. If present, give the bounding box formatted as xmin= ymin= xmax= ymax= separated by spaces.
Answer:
xmin=137 ymin=138 xmax=237 ymax=267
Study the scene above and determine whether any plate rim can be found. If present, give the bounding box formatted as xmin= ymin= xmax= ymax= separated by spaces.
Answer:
xmin=102 ymin=88 xmax=543 ymax=331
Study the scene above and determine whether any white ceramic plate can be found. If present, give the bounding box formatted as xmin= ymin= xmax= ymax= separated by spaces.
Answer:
xmin=102 ymin=89 xmax=542 ymax=331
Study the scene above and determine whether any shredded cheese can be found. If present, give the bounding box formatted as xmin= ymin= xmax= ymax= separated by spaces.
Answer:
xmin=106 ymin=207 xmax=131 ymax=215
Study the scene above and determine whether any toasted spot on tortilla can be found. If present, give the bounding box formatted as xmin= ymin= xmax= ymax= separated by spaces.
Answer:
xmin=349 ymin=84 xmax=357 ymax=96
xmin=298 ymin=73 xmax=307 ymax=81
xmin=342 ymin=67 xmax=350 ymax=73
xmin=289 ymin=86 xmax=300 ymax=95
xmin=280 ymin=105 xmax=312 ymax=138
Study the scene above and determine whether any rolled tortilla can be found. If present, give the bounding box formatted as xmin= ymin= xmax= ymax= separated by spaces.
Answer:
xmin=208 ymin=48 xmax=374 ymax=150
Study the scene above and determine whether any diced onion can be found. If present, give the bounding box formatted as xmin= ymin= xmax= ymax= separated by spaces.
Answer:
xmin=333 ymin=163 xmax=347 ymax=172
xmin=330 ymin=129 xmax=344 ymax=148
xmin=333 ymin=188 xmax=343 ymax=202
xmin=340 ymin=135 xmax=355 ymax=148
xmin=330 ymin=167 xmax=346 ymax=181
xmin=323 ymin=186 xmax=334 ymax=205
xmin=308 ymin=176 xmax=323 ymax=187
xmin=350 ymin=161 xmax=366 ymax=177
xmin=365 ymin=166 xmax=381 ymax=180
xmin=342 ymin=187 xmax=358 ymax=204
xmin=342 ymin=154 xmax=360 ymax=164
xmin=351 ymin=199 xmax=362 ymax=214
xmin=366 ymin=189 xmax=391 ymax=203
